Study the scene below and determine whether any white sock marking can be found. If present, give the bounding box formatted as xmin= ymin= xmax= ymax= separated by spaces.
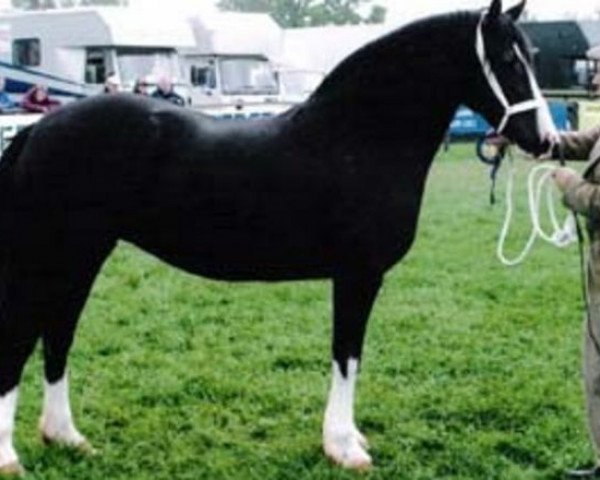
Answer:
xmin=325 ymin=359 xmax=357 ymax=434
xmin=40 ymin=374 xmax=85 ymax=446
xmin=0 ymin=388 xmax=19 ymax=468
xmin=323 ymin=358 xmax=371 ymax=468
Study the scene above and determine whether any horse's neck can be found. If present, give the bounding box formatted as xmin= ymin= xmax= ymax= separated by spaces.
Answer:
xmin=297 ymin=14 xmax=476 ymax=163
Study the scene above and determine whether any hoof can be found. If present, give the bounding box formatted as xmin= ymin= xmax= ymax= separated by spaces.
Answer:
xmin=324 ymin=432 xmax=373 ymax=471
xmin=0 ymin=462 xmax=25 ymax=477
xmin=325 ymin=447 xmax=373 ymax=471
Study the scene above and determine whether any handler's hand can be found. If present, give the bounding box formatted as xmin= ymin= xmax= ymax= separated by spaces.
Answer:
xmin=552 ymin=167 xmax=581 ymax=193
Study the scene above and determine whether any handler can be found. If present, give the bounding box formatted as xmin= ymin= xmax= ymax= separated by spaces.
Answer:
xmin=553 ymin=124 xmax=600 ymax=478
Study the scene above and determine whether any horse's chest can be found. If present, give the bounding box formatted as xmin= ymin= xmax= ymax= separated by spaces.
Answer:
xmin=332 ymin=184 xmax=422 ymax=269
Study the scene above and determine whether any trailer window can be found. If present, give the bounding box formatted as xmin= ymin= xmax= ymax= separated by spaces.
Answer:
xmin=116 ymin=49 xmax=180 ymax=85
xmin=13 ymin=38 xmax=40 ymax=67
xmin=220 ymin=57 xmax=279 ymax=95
xmin=190 ymin=65 xmax=217 ymax=89
xmin=85 ymin=49 xmax=112 ymax=84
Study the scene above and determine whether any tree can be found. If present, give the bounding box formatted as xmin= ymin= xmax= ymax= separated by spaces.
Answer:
xmin=365 ymin=5 xmax=385 ymax=24
xmin=217 ymin=0 xmax=387 ymax=28
xmin=12 ymin=0 xmax=55 ymax=8
xmin=12 ymin=0 xmax=127 ymax=9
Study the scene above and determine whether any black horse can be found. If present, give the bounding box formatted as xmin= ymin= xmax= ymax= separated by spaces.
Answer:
xmin=0 ymin=0 xmax=556 ymax=474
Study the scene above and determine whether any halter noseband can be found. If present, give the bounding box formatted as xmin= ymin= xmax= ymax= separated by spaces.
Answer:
xmin=475 ymin=12 xmax=545 ymax=134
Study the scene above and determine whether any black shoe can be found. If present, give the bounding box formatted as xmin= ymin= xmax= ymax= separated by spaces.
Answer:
xmin=567 ymin=465 xmax=600 ymax=478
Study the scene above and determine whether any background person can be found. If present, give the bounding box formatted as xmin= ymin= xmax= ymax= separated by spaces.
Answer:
xmin=133 ymin=77 xmax=149 ymax=96
xmin=552 ymin=124 xmax=600 ymax=478
xmin=151 ymin=76 xmax=184 ymax=106
xmin=21 ymin=84 xmax=61 ymax=114
xmin=103 ymin=74 xmax=119 ymax=94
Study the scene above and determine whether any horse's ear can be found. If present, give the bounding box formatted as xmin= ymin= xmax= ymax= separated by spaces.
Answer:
xmin=488 ymin=0 xmax=502 ymax=19
xmin=505 ymin=0 xmax=526 ymax=21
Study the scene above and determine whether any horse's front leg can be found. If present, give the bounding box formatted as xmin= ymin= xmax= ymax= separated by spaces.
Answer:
xmin=323 ymin=273 xmax=382 ymax=470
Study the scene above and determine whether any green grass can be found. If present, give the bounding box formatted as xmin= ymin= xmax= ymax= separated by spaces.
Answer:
xmin=13 ymin=144 xmax=591 ymax=479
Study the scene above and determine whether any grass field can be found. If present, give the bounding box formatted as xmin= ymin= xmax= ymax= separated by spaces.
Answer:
xmin=12 ymin=144 xmax=592 ymax=479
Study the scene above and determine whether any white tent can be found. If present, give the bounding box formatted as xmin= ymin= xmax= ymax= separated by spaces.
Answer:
xmin=588 ymin=44 xmax=600 ymax=60
xmin=280 ymin=23 xmax=397 ymax=73
xmin=185 ymin=12 xmax=284 ymax=60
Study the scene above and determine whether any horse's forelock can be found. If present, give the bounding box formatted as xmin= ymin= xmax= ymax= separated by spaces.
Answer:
xmin=513 ymin=24 xmax=534 ymax=63
xmin=483 ymin=13 xmax=532 ymax=63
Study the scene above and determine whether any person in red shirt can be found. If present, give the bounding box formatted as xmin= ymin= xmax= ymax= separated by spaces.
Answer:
xmin=21 ymin=84 xmax=61 ymax=114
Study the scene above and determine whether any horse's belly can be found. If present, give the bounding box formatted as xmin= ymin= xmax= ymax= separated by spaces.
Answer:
xmin=153 ymin=251 xmax=332 ymax=281
xmin=122 ymin=207 xmax=333 ymax=281
xmin=135 ymin=241 xmax=333 ymax=281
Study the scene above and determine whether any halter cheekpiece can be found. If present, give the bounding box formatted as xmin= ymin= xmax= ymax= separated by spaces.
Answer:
xmin=475 ymin=11 xmax=545 ymax=134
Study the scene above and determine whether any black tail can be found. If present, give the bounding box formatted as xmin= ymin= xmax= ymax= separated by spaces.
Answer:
xmin=0 ymin=125 xmax=33 ymax=212
xmin=0 ymin=125 xmax=33 ymax=175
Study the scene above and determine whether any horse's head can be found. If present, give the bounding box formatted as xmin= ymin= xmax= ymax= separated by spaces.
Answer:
xmin=466 ymin=0 xmax=556 ymax=156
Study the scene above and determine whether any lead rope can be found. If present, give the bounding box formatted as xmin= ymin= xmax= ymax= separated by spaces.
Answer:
xmin=493 ymin=147 xmax=600 ymax=354
xmin=496 ymin=148 xmax=577 ymax=266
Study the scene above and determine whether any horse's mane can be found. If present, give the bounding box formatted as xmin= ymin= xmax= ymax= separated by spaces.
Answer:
xmin=309 ymin=10 xmax=481 ymax=102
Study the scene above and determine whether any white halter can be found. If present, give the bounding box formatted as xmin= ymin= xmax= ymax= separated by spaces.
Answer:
xmin=475 ymin=12 xmax=546 ymax=134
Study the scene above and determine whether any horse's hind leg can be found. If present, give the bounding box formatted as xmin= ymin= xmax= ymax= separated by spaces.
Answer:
xmin=0 ymin=308 xmax=41 ymax=476
xmin=0 ymin=213 xmax=114 ymax=474
xmin=0 ymin=261 xmax=51 ymax=474
xmin=39 ymin=238 xmax=115 ymax=452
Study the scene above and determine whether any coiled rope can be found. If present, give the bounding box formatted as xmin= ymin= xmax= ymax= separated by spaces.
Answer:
xmin=496 ymin=150 xmax=577 ymax=266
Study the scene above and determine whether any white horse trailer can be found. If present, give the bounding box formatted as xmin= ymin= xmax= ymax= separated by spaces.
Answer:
xmin=181 ymin=12 xmax=293 ymax=118
xmin=0 ymin=7 xmax=195 ymax=103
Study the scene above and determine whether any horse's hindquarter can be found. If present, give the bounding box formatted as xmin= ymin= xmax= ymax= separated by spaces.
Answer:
xmin=10 ymin=96 xmax=163 ymax=245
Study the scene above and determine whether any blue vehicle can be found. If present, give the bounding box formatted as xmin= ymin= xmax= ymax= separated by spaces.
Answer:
xmin=449 ymin=99 xmax=571 ymax=139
